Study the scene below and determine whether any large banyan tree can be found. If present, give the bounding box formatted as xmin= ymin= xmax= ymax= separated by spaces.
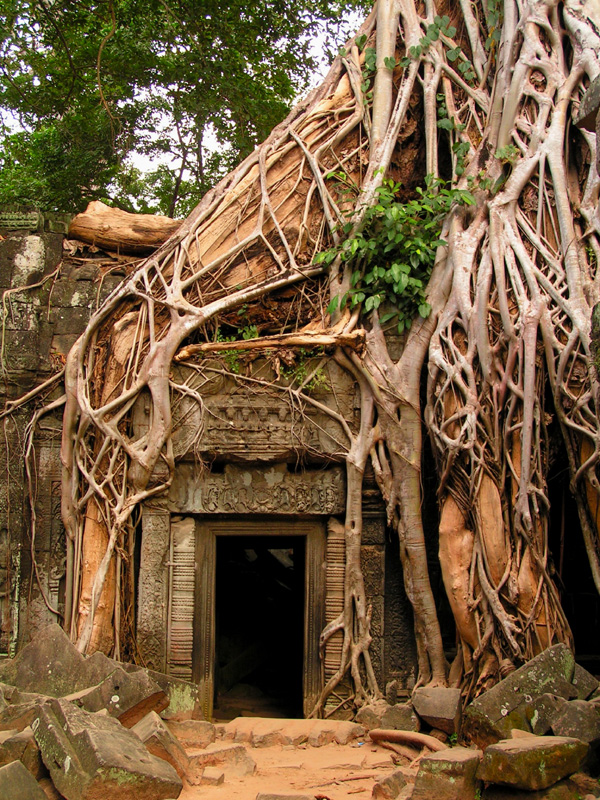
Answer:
xmin=54 ymin=0 xmax=600 ymax=710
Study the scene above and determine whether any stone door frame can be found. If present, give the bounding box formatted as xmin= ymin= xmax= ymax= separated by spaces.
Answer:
xmin=193 ymin=517 xmax=326 ymax=719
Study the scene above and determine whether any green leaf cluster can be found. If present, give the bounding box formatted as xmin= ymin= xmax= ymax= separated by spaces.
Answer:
xmin=321 ymin=175 xmax=475 ymax=334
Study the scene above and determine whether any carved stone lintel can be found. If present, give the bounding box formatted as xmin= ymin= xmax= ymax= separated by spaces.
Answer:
xmin=168 ymin=463 xmax=346 ymax=515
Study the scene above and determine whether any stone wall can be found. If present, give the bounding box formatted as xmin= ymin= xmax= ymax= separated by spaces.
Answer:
xmin=0 ymin=212 xmax=124 ymax=654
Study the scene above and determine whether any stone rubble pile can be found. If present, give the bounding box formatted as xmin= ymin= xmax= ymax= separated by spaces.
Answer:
xmin=0 ymin=627 xmax=599 ymax=800
xmin=358 ymin=643 xmax=600 ymax=800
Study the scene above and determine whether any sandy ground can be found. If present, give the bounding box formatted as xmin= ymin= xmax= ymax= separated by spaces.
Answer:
xmin=178 ymin=735 xmax=417 ymax=800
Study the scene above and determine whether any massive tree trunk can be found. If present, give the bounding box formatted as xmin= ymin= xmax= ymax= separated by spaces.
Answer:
xmin=53 ymin=0 xmax=600 ymax=708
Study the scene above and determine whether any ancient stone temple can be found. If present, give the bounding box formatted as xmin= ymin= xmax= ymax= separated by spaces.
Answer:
xmin=0 ymin=211 xmax=418 ymax=719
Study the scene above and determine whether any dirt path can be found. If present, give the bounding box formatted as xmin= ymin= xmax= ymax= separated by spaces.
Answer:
xmin=176 ymin=718 xmax=418 ymax=800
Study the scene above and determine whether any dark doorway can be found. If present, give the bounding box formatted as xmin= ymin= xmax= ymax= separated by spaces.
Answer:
xmin=548 ymin=461 xmax=600 ymax=672
xmin=214 ymin=534 xmax=305 ymax=719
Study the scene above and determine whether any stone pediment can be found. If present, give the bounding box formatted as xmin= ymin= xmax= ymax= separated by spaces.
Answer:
xmin=165 ymin=359 xmax=357 ymax=463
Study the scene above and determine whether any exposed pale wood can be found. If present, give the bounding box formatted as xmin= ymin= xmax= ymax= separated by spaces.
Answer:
xmin=68 ymin=201 xmax=181 ymax=254
xmin=174 ymin=330 xmax=366 ymax=361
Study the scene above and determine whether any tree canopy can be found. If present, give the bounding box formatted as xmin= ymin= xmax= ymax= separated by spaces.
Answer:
xmin=0 ymin=0 xmax=364 ymax=215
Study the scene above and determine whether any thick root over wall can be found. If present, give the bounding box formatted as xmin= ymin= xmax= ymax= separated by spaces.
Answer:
xmin=51 ymin=0 xmax=600 ymax=710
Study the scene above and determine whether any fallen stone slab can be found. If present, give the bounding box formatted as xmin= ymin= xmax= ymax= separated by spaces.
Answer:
xmin=66 ymin=664 xmax=168 ymax=727
xmin=381 ymin=703 xmax=421 ymax=732
xmin=550 ymin=700 xmax=600 ymax=745
xmin=218 ymin=716 xmax=365 ymax=747
xmin=200 ymin=766 xmax=225 ymax=785
xmin=120 ymin=662 xmax=201 ymax=720
xmin=33 ymin=697 xmax=182 ymax=800
xmin=372 ymin=768 xmax=407 ymax=799
xmin=571 ymin=663 xmax=599 ymax=701
xmin=411 ymin=746 xmax=482 ymax=800
xmin=0 ymin=696 xmax=48 ymax=732
xmin=482 ymin=775 xmax=594 ymax=799
xmin=0 ymin=724 xmax=45 ymax=778
xmin=525 ymin=694 xmax=568 ymax=736
xmin=0 ymin=624 xmax=88 ymax=697
xmin=357 ymin=701 xmax=420 ymax=732
xmin=166 ymin=718 xmax=216 ymax=748
xmin=464 ymin=644 xmax=576 ymax=747
xmin=187 ymin=742 xmax=256 ymax=782
xmin=38 ymin=775 xmax=65 ymax=800
xmin=357 ymin=700 xmax=396 ymax=731
xmin=0 ymin=759 xmax=47 ymax=800
xmin=477 ymin=736 xmax=588 ymax=790
xmin=132 ymin=710 xmax=189 ymax=779
xmin=307 ymin=719 xmax=364 ymax=747
xmin=412 ymin=687 xmax=462 ymax=735
xmin=334 ymin=720 xmax=366 ymax=744
xmin=255 ymin=795 xmax=315 ymax=800
xmin=248 ymin=718 xmax=292 ymax=747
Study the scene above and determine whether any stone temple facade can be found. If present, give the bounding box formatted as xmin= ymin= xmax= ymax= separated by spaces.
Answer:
xmin=0 ymin=210 xmax=419 ymax=719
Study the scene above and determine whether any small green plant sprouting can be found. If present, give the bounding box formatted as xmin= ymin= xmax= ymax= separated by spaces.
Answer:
xmin=316 ymin=174 xmax=475 ymax=334
xmin=449 ymin=732 xmax=458 ymax=746
xmin=215 ymin=324 xmax=258 ymax=373
xmin=494 ymin=144 xmax=520 ymax=164
xmin=282 ymin=348 xmax=329 ymax=393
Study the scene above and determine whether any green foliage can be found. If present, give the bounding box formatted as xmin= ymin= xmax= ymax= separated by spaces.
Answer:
xmin=281 ymin=348 xmax=329 ymax=393
xmin=215 ymin=324 xmax=258 ymax=373
xmin=318 ymin=174 xmax=475 ymax=334
xmin=401 ymin=15 xmax=476 ymax=83
xmin=0 ymin=0 xmax=366 ymax=215
xmin=495 ymin=144 xmax=520 ymax=164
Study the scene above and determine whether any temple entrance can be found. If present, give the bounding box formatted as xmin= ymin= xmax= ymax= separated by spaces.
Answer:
xmin=214 ymin=535 xmax=305 ymax=719
xmin=192 ymin=518 xmax=326 ymax=719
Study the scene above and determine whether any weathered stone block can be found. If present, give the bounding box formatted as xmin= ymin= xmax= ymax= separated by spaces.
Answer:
xmin=477 ymin=736 xmax=588 ymax=791
xmin=132 ymin=711 xmax=189 ymax=779
xmin=200 ymin=766 xmax=225 ymax=785
xmin=120 ymin=662 xmax=201 ymax=719
xmin=0 ymin=697 xmax=47 ymax=732
xmin=0 ymin=758 xmax=47 ymax=800
xmin=50 ymin=305 xmax=90 ymax=335
xmin=574 ymin=74 xmax=600 ymax=131
xmin=166 ymin=718 xmax=216 ymax=748
xmin=550 ymin=700 xmax=600 ymax=744
xmin=67 ymin=664 xmax=168 ymax=728
xmin=571 ymin=663 xmax=599 ymax=701
xmin=372 ymin=768 xmax=407 ymax=799
xmin=482 ymin=777 xmax=589 ymax=800
xmin=187 ymin=742 xmax=255 ymax=782
xmin=0 ymin=623 xmax=87 ymax=697
xmin=525 ymin=694 xmax=568 ymax=736
xmin=411 ymin=746 xmax=482 ymax=800
xmin=34 ymin=698 xmax=182 ymax=800
xmin=356 ymin=700 xmax=392 ymax=731
xmin=381 ymin=703 xmax=420 ymax=732
xmin=255 ymin=795 xmax=315 ymax=800
xmin=0 ymin=724 xmax=45 ymax=778
xmin=50 ymin=278 xmax=95 ymax=308
xmin=413 ymin=687 xmax=462 ymax=735
xmin=464 ymin=645 xmax=575 ymax=747
xmin=334 ymin=721 xmax=366 ymax=744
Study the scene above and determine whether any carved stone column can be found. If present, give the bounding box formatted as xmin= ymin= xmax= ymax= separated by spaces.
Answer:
xmin=137 ymin=508 xmax=170 ymax=672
